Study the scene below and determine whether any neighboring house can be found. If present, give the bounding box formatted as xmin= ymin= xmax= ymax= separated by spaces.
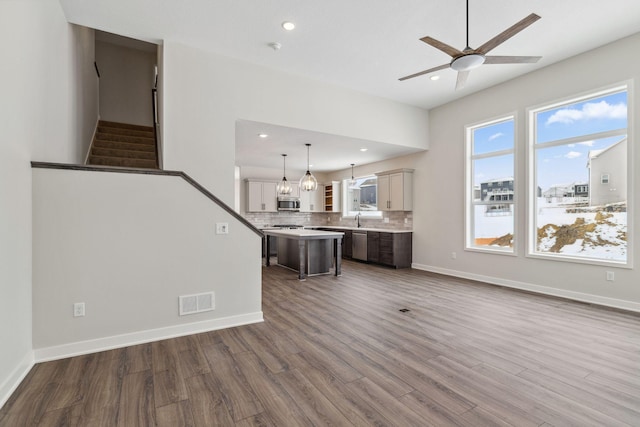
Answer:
xmin=588 ymin=138 xmax=627 ymax=206
xmin=542 ymin=182 xmax=588 ymax=201
xmin=480 ymin=177 xmax=514 ymax=215
xmin=481 ymin=177 xmax=514 ymax=202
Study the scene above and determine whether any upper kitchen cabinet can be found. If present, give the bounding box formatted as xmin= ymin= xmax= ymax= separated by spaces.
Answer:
xmin=246 ymin=179 xmax=277 ymax=212
xmin=376 ymin=169 xmax=413 ymax=211
xmin=300 ymin=184 xmax=324 ymax=212
xmin=324 ymin=181 xmax=341 ymax=212
xmin=288 ymin=183 xmax=301 ymax=198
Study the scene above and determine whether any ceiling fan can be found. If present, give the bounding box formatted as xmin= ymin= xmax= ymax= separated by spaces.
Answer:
xmin=400 ymin=0 xmax=541 ymax=90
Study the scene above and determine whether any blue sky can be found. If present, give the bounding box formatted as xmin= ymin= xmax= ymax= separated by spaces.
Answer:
xmin=472 ymin=91 xmax=627 ymax=191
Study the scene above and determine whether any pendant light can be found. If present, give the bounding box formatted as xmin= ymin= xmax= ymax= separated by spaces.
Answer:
xmin=348 ymin=163 xmax=357 ymax=188
xmin=299 ymin=143 xmax=318 ymax=191
xmin=277 ymin=154 xmax=292 ymax=195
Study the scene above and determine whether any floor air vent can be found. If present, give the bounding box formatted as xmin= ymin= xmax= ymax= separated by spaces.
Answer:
xmin=179 ymin=292 xmax=215 ymax=316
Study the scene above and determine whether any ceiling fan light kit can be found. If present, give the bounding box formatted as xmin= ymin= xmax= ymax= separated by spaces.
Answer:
xmin=400 ymin=0 xmax=541 ymax=89
xmin=450 ymin=53 xmax=485 ymax=72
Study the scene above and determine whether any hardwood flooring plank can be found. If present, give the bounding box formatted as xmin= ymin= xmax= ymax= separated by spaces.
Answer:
xmin=397 ymin=390 xmax=467 ymax=426
xmin=232 ymin=351 xmax=313 ymax=426
xmin=153 ymin=368 xmax=188 ymax=408
xmin=79 ymin=356 xmax=123 ymax=423
xmin=155 ymin=400 xmax=195 ymax=427
xmin=517 ymin=367 xmax=640 ymax=425
xmin=117 ymin=370 xmax=156 ymax=427
xmin=345 ymin=377 xmax=430 ymax=426
xmin=200 ymin=342 xmax=264 ymax=422
xmin=458 ymin=405 xmax=516 ymax=427
xmin=456 ymin=359 xmax=623 ymax=426
xmin=275 ymin=369 xmax=353 ymax=426
xmin=184 ymin=373 xmax=235 ymax=426
xmin=285 ymin=352 xmax=395 ymax=427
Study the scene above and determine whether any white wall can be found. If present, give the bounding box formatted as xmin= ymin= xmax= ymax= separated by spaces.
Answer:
xmin=0 ymin=0 xmax=97 ymax=407
xmin=162 ymin=41 xmax=429 ymax=207
xmin=96 ymin=40 xmax=156 ymax=126
xmin=32 ymin=168 xmax=262 ymax=358
xmin=412 ymin=33 xmax=640 ymax=310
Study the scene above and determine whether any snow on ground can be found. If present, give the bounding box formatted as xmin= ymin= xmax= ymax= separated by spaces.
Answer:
xmin=475 ymin=201 xmax=627 ymax=261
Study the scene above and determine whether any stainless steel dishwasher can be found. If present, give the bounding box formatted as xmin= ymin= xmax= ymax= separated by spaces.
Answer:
xmin=352 ymin=231 xmax=368 ymax=261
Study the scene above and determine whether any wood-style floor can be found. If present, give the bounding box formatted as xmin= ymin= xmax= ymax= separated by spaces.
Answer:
xmin=2 ymin=260 xmax=640 ymax=426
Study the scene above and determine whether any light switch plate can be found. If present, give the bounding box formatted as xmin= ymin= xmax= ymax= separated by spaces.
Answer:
xmin=216 ymin=223 xmax=229 ymax=234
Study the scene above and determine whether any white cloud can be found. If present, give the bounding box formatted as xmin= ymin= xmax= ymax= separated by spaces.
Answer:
xmin=488 ymin=132 xmax=504 ymax=141
xmin=546 ymin=100 xmax=627 ymax=125
xmin=565 ymin=151 xmax=582 ymax=159
xmin=579 ymin=140 xmax=595 ymax=147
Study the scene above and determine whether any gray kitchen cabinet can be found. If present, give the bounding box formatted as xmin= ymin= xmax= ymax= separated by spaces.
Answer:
xmin=376 ymin=169 xmax=413 ymax=211
xmin=246 ymin=180 xmax=277 ymax=212
xmin=378 ymin=232 xmax=412 ymax=268
xmin=367 ymin=231 xmax=380 ymax=263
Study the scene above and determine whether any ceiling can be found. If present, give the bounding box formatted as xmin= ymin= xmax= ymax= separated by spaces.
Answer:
xmin=63 ymin=0 xmax=640 ymax=172
xmin=236 ymin=120 xmax=425 ymax=172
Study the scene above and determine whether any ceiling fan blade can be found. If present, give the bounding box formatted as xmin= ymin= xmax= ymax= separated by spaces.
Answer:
xmin=455 ymin=71 xmax=470 ymax=90
xmin=484 ymin=55 xmax=542 ymax=64
xmin=399 ymin=63 xmax=450 ymax=81
xmin=420 ymin=36 xmax=464 ymax=58
xmin=476 ymin=13 xmax=541 ymax=55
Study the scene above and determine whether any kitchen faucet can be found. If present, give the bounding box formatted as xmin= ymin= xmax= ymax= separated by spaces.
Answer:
xmin=355 ymin=212 xmax=361 ymax=228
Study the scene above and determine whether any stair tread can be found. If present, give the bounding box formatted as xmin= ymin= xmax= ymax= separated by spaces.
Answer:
xmin=97 ymin=128 xmax=155 ymax=139
xmin=93 ymin=140 xmax=156 ymax=152
xmin=95 ymin=133 xmax=155 ymax=145
xmin=91 ymin=147 xmax=157 ymax=160
xmin=98 ymin=120 xmax=154 ymax=132
xmin=89 ymin=155 xmax=158 ymax=169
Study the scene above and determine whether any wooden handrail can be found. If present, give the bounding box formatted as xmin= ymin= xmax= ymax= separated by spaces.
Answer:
xmin=31 ymin=161 xmax=263 ymax=237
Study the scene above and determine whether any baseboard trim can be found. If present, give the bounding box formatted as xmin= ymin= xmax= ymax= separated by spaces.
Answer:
xmin=0 ymin=350 xmax=34 ymax=410
xmin=411 ymin=263 xmax=640 ymax=313
xmin=34 ymin=311 xmax=263 ymax=363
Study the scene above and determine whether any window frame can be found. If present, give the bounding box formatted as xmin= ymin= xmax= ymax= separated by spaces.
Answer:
xmin=341 ymin=176 xmax=383 ymax=219
xmin=526 ymin=83 xmax=633 ymax=268
xmin=465 ymin=113 xmax=518 ymax=256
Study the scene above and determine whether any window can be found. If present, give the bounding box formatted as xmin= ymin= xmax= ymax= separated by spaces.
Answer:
xmin=466 ymin=116 xmax=515 ymax=252
xmin=342 ymin=176 xmax=382 ymax=217
xmin=529 ymin=86 xmax=629 ymax=264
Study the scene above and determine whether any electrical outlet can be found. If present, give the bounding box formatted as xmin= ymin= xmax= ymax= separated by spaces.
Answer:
xmin=216 ymin=223 xmax=229 ymax=234
xmin=73 ymin=302 xmax=85 ymax=317
xmin=404 ymin=218 xmax=408 ymax=224
xmin=606 ymin=271 xmax=615 ymax=281
xmin=384 ymin=217 xmax=390 ymax=223
xmin=451 ymin=252 xmax=457 ymax=260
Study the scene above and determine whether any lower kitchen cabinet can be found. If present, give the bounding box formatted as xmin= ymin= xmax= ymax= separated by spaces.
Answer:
xmin=379 ymin=232 xmax=412 ymax=268
xmin=343 ymin=230 xmax=353 ymax=258
xmin=367 ymin=232 xmax=380 ymax=263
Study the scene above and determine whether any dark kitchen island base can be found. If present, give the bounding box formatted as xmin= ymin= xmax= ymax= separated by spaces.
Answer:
xmin=264 ymin=229 xmax=344 ymax=280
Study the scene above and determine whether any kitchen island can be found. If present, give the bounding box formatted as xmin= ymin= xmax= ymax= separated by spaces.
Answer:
xmin=263 ymin=229 xmax=344 ymax=280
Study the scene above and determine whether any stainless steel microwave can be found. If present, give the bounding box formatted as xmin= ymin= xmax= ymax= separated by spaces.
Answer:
xmin=277 ymin=196 xmax=300 ymax=211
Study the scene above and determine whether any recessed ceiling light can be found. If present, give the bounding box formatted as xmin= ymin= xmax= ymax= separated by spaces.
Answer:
xmin=360 ymin=148 xmax=368 ymax=152
xmin=258 ymin=133 xmax=268 ymax=138
xmin=282 ymin=21 xmax=295 ymax=31
xmin=430 ymin=75 xmax=440 ymax=81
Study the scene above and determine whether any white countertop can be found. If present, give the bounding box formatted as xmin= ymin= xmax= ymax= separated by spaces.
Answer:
xmin=263 ymin=229 xmax=344 ymax=239
xmin=304 ymin=225 xmax=413 ymax=234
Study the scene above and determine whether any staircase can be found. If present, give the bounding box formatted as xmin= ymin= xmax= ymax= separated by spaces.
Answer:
xmin=88 ymin=121 xmax=158 ymax=169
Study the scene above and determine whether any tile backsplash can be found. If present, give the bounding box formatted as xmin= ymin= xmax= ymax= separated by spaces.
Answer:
xmin=243 ymin=211 xmax=412 ymax=230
